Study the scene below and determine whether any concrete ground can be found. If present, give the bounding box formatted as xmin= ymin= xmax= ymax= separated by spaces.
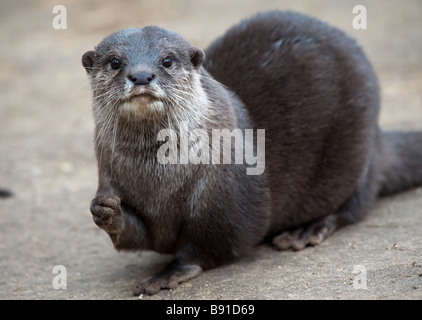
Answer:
xmin=0 ymin=0 xmax=421 ymax=300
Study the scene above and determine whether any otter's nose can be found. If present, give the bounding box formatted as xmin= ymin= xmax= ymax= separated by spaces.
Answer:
xmin=127 ymin=72 xmax=156 ymax=85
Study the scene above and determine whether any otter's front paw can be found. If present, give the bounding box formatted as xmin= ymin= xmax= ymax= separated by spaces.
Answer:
xmin=133 ymin=264 xmax=203 ymax=296
xmin=90 ymin=195 xmax=122 ymax=234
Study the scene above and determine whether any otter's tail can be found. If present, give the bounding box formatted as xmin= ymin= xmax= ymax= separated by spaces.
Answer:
xmin=377 ymin=130 xmax=422 ymax=197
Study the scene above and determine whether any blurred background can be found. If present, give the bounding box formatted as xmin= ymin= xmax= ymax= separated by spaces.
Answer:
xmin=0 ymin=0 xmax=421 ymax=299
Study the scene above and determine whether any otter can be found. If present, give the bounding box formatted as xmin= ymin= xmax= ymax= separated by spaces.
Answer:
xmin=82 ymin=11 xmax=422 ymax=295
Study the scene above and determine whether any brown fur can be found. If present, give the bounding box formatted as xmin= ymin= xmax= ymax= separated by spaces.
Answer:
xmin=82 ymin=11 xmax=422 ymax=295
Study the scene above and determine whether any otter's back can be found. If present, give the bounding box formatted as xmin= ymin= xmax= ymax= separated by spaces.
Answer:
xmin=204 ymin=11 xmax=381 ymax=232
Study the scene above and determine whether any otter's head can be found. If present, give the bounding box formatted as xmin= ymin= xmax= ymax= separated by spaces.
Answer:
xmin=82 ymin=27 xmax=205 ymax=122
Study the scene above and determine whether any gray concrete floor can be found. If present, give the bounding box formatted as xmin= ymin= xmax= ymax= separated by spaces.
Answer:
xmin=0 ymin=0 xmax=421 ymax=300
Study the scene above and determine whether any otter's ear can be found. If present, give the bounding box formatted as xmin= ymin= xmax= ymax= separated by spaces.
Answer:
xmin=189 ymin=47 xmax=205 ymax=70
xmin=82 ymin=50 xmax=96 ymax=74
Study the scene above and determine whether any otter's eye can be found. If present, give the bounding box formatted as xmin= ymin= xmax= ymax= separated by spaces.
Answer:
xmin=110 ymin=58 xmax=121 ymax=70
xmin=162 ymin=57 xmax=172 ymax=68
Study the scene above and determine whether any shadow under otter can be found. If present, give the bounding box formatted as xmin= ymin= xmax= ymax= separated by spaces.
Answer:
xmin=82 ymin=11 xmax=422 ymax=295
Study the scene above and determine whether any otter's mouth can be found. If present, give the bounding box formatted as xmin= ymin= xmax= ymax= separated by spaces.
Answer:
xmin=121 ymin=89 xmax=165 ymax=119
xmin=126 ymin=91 xmax=159 ymax=104
xmin=132 ymin=93 xmax=156 ymax=104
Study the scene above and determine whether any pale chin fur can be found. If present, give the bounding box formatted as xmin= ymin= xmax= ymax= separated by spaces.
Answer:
xmin=121 ymin=99 xmax=165 ymax=119
xmin=120 ymin=80 xmax=166 ymax=119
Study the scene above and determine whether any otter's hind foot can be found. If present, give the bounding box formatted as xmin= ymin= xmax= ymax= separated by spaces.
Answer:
xmin=272 ymin=215 xmax=338 ymax=251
